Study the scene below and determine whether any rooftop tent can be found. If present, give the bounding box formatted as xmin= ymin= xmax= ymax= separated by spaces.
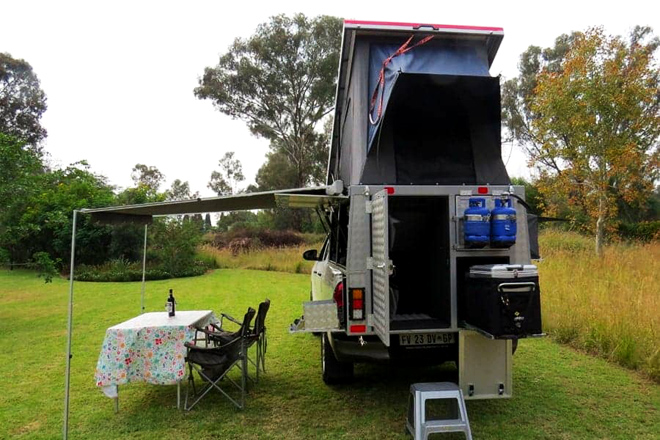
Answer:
xmin=366 ymin=40 xmax=491 ymax=148
xmin=327 ymin=20 xmax=509 ymax=186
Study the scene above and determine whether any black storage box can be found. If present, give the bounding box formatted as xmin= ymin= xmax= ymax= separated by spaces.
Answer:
xmin=464 ymin=264 xmax=542 ymax=339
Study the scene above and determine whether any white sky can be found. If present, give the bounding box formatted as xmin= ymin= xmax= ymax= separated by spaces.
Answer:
xmin=2 ymin=0 xmax=658 ymax=196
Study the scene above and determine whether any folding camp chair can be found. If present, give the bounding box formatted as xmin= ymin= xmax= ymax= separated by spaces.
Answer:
xmin=197 ymin=306 xmax=256 ymax=348
xmin=245 ymin=299 xmax=270 ymax=382
xmin=200 ymin=301 xmax=270 ymax=383
xmin=184 ymin=308 xmax=255 ymax=410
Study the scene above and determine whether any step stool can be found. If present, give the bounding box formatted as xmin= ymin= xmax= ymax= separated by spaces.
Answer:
xmin=406 ymin=382 xmax=472 ymax=440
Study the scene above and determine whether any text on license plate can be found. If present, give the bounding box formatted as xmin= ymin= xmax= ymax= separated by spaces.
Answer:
xmin=399 ymin=333 xmax=455 ymax=346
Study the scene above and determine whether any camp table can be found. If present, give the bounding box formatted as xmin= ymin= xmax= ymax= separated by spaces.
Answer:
xmin=94 ymin=310 xmax=215 ymax=411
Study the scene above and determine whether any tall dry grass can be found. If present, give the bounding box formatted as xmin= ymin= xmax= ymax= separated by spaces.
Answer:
xmin=538 ymin=230 xmax=660 ymax=381
xmin=198 ymin=243 xmax=319 ymax=274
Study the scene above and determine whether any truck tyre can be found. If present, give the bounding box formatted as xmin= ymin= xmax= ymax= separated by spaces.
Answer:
xmin=322 ymin=333 xmax=353 ymax=384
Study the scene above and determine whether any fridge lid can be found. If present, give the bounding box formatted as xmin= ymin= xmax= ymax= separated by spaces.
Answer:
xmin=469 ymin=264 xmax=538 ymax=278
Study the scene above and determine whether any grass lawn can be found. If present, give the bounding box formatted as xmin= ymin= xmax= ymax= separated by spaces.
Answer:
xmin=1 ymin=268 xmax=659 ymax=439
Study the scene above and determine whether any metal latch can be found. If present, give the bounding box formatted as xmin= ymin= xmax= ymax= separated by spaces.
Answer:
xmin=367 ymin=258 xmax=394 ymax=274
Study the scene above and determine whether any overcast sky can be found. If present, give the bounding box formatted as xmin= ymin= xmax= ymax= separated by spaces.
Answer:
xmin=2 ymin=0 xmax=658 ymax=197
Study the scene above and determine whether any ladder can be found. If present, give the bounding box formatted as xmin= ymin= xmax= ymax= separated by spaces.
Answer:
xmin=406 ymin=382 xmax=472 ymax=440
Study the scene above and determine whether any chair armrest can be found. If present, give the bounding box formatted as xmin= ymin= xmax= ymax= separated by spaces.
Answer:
xmin=221 ymin=313 xmax=242 ymax=326
xmin=208 ymin=322 xmax=222 ymax=331
xmin=195 ymin=326 xmax=230 ymax=341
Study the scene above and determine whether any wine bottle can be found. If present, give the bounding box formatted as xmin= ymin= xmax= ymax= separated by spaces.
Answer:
xmin=167 ymin=289 xmax=176 ymax=317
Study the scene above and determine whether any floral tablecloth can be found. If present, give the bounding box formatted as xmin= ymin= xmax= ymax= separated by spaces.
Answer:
xmin=95 ymin=311 xmax=215 ymax=391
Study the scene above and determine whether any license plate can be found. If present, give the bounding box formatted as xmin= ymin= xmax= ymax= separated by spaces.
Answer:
xmin=399 ymin=333 xmax=455 ymax=346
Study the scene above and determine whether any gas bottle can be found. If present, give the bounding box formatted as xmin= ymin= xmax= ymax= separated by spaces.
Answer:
xmin=491 ymin=198 xmax=517 ymax=248
xmin=464 ymin=198 xmax=490 ymax=248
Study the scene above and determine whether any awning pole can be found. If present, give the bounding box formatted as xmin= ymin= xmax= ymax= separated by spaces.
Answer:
xmin=140 ymin=224 xmax=148 ymax=313
xmin=63 ymin=209 xmax=78 ymax=440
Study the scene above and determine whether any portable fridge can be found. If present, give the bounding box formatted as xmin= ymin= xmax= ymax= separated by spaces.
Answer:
xmin=465 ymin=264 xmax=542 ymax=338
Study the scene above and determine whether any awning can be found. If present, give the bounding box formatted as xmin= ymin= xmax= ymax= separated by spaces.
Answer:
xmin=275 ymin=194 xmax=347 ymax=209
xmin=82 ymin=186 xmax=335 ymax=224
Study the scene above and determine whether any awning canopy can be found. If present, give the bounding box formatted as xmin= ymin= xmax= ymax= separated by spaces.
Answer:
xmin=82 ymin=186 xmax=338 ymax=224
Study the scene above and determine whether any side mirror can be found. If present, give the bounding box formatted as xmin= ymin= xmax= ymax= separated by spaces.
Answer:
xmin=302 ymin=249 xmax=319 ymax=261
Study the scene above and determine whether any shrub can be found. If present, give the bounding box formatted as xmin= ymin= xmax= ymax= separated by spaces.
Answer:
xmin=210 ymin=228 xmax=314 ymax=250
xmin=73 ymin=257 xmax=213 ymax=282
xmin=617 ymin=221 xmax=660 ymax=242
xmin=32 ymin=252 xmax=61 ymax=283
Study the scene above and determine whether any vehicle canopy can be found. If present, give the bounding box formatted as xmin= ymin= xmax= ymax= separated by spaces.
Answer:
xmin=327 ymin=20 xmax=509 ymax=187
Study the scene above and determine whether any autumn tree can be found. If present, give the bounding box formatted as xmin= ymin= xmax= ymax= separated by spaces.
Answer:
xmin=208 ymin=151 xmax=244 ymax=196
xmin=503 ymin=27 xmax=660 ymax=254
xmin=0 ymin=53 xmax=48 ymax=148
xmin=195 ymin=14 xmax=342 ymax=191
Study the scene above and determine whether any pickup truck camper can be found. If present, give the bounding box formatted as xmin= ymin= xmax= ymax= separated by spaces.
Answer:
xmin=291 ymin=20 xmax=544 ymax=398
xmin=81 ymin=19 xmax=543 ymax=401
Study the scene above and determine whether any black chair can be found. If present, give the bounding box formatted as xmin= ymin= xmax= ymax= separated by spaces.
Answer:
xmin=184 ymin=307 xmax=256 ymax=410
xmin=203 ymin=301 xmax=270 ymax=384
xmin=246 ymin=299 xmax=270 ymax=382
xmin=198 ymin=307 xmax=256 ymax=347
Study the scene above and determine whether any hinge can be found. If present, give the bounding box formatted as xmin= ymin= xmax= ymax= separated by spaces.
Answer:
xmin=366 ymin=257 xmax=374 ymax=270
xmin=365 ymin=200 xmax=372 ymax=214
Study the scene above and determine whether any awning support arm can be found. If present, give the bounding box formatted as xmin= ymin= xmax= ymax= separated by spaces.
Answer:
xmin=140 ymin=224 xmax=148 ymax=313
xmin=63 ymin=209 xmax=78 ymax=440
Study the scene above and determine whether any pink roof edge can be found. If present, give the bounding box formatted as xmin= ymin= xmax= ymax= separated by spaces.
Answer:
xmin=344 ymin=19 xmax=503 ymax=33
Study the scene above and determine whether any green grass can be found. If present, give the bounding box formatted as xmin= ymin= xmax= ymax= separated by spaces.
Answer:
xmin=1 ymin=268 xmax=659 ymax=439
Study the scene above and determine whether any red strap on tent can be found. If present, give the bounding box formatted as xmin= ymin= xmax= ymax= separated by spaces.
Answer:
xmin=369 ymin=34 xmax=435 ymax=125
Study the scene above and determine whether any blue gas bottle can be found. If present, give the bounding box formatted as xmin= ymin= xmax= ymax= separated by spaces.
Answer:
xmin=491 ymin=198 xmax=517 ymax=248
xmin=464 ymin=198 xmax=490 ymax=248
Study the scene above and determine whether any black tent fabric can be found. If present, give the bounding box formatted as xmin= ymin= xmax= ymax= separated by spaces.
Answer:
xmin=367 ymin=41 xmax=491 ymax=148
xmin=528 ymin=214 xmax=540 ymax=260
xmin=361 ymin=73 xmax=509 ymax=185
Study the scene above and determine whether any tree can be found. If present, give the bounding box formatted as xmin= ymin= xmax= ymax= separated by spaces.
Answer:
xmin=148 ymin=219 xmax=204 ymax=277
xmin=0 ymin=133 xmax=43 ymax=264
xmin=166 ymin=179 xmax=199 ymax=201
xmin=131 ymin=164 xmax=165 ymax=196
xmin=510 ymin=177 xmax=544 ymax=215
xmin=0 ymin=53 xmax=48 ymax=147
xmin=1 ymin=159 xmax=116 ymax=267
xmin=195 ymin=14 xmax=342 ymax=190
xmin=208 ymin=151 xmax=245 ymax=196
xmin=504 ymin=27 xmax=660 ymax=254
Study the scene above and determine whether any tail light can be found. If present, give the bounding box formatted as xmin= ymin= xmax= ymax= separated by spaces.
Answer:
xmin=333 ymin=281 xmax=344 ymax=308
xmin=333 ymin=281 xmax=345 ymax=325
xmin=349 ymin=288 xmax=365 ymax=320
